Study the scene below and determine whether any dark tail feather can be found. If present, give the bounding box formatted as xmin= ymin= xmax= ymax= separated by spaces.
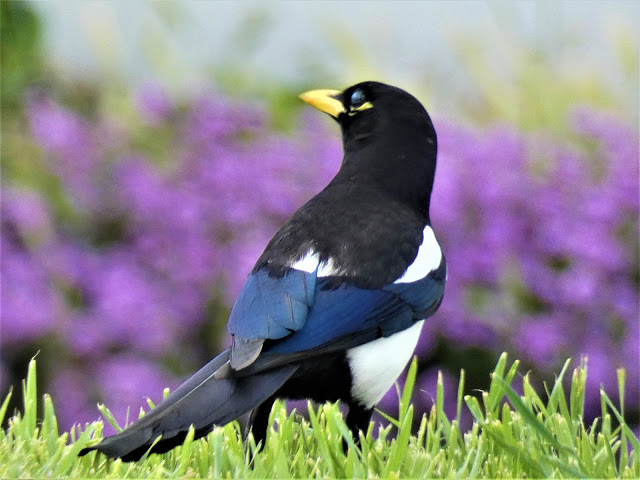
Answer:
xmin=78 ymin=349 xmax=297 ymax=461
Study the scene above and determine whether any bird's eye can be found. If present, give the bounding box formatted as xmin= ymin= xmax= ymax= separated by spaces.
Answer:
xmin=347 ymin=89 xmax=373 ymax=116
xmin=350 ymin=89 xmax=366 ymax=108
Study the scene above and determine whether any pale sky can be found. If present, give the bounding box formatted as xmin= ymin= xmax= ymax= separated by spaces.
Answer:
xmin=32 ymin=1 xmax=639 ymax=117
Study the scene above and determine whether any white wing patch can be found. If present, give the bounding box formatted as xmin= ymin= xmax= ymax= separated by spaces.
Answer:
xmin=291 ymin=225 xmax=441 ymax=282
xmin=347 ymin=320 xmax=424 ymax=408
xmin=289 ymin=251 xmax=320 ymax=273
xmin=394 ymin=226 xmax=442 ymax=284
xmin=289 ymin=251 xmax=340 ymax=277
xmin=317 ymin=258 xmax=340 ymax=277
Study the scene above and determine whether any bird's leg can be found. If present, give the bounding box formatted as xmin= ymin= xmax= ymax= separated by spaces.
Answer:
xmin=344 ymin=403 xmax=373 ymax=451
xmin=245 ymin=395 xmax=276 ymax=451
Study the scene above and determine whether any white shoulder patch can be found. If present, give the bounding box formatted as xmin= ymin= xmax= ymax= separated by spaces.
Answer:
xmin=289 ymin=251 xmax=320 ymax=273
xmin=394 ymin=226 xmax=442 ymax=284
xmin=317 ymin=258 xmax=340 ymax=277
xmin=289 ymin=251 xmax=340 ymax=277
xmin=347 ymin=320 xmax=424 ymax=408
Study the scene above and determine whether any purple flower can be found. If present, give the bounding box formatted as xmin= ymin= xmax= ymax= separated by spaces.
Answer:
xmin=515 ymin=316 xmax=568 ymax=368
xmin=439 ymin=314 xmax=498 ymax=349
xmin=621 ymin=325 xmax=640 ymax=401
xmin=4 ymin=86 xmax=638 ymax=435
xmin=0 ymin=234 xmax=60 ymax=345
xmin=49 ymin=368 xmax=100 ymax=431
xmin=1 ymin=188 xmax=54 ymax=243
xmin=27 ymin=96 xmax=100 ymax=207
xmin=135 ymin=84 xmax=173 ymax=125
xmin=581 ymin=347 xmax=617 ymax=420
xmin=50 ymin=357 xmax=178 ymax=435
xmin=94 ymin=355 xmax=178 ymax=434
xmin=80 ymin=251 xmax=180 ymax=355
xmin=186 ymin=94 xmax=266 ymax=145
xmin=414 ymin=319 xmax=440 ymax=357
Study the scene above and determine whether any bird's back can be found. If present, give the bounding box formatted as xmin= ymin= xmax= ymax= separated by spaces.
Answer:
xmin=254 ymin=182 xmax=428 ymax=289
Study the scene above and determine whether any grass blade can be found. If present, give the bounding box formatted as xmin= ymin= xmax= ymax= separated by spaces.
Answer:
xmin=0 ymin=387 xmax=13 ymax=427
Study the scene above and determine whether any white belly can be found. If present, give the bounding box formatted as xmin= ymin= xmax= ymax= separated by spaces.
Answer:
xmin=346 ymin=320 xmax=424 ymax=408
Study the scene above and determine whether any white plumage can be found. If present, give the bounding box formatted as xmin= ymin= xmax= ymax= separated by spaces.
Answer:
xmin=347 ymin=320 xmax=424 ymax=408
xmin=394 ymin=226 xmax=442 ymax=284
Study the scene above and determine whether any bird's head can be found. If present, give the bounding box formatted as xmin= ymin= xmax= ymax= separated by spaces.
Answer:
xmin=300 ymin=81 xmax=438 ymax=218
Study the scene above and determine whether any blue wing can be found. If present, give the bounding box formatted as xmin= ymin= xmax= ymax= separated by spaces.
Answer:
xmin=227 ymin=259 xmax=446 ymax=367
xmin=227 ymin=268 xmax=316 ymax=339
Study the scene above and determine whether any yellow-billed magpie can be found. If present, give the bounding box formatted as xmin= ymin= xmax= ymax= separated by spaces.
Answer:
xmin=79 ymin=81 xmax=446 ymax=461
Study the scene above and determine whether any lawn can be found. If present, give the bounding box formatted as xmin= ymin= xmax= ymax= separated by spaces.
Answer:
xmin=2 ymin=353 xmax=637 ymax=478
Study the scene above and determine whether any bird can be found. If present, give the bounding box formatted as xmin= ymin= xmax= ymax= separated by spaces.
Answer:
xmin=79 ymin=81 xmax=446 ymax=461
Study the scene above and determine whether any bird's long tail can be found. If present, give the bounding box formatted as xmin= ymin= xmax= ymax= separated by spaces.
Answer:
xmin=78 ymin=349 xmax=297 ymax=461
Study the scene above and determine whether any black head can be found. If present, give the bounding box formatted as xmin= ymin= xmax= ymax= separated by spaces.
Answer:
xmin=300 ymin=81 xmax=438 ymax=219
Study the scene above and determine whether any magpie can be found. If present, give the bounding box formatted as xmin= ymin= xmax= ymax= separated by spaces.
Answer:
xmin=79 ymin=81 xmax=446 ymax=461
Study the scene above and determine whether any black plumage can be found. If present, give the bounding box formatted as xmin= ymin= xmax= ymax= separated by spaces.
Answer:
xmin=79 ymin=81 xmax=446 ymax=461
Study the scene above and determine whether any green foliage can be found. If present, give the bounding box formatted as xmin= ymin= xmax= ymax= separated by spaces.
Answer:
xmin=451 ymin=31 xmax=636 ymax=131
xmin=1 ymin=1 xmax=45 ymax=111
xmin=2 ymin=354 xmax=637 ymax=478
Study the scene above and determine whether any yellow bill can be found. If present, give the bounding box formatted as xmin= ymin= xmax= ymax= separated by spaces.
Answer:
xmin=299 ymin=89 xmax=344 ymax=118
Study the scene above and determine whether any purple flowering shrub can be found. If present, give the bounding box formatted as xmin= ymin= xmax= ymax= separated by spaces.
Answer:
xmin=419 ymin=112 xmax=639 ymax=421
xmin=1 ymin=87 xmax=637 ymax=434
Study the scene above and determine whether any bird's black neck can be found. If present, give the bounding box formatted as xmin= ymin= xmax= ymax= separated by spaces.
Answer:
xmin=334 ymin=135 xmax=436 ymax=222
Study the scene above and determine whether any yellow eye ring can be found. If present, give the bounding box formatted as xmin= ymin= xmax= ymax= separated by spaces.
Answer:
xmin=349 ymin=101 xmax=373 ymax=115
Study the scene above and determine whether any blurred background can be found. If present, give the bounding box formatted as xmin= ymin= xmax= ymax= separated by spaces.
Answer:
xmin=2 ymin=1 xmax=638 ymax=436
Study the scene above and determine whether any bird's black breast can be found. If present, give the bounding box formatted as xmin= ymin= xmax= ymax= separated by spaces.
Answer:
xmin=253 ymin=183 xmax=427 ymax=288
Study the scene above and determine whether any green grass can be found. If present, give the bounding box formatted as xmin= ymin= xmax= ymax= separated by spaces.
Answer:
xmin=1 ymin=354 xmax=638 ymax=478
